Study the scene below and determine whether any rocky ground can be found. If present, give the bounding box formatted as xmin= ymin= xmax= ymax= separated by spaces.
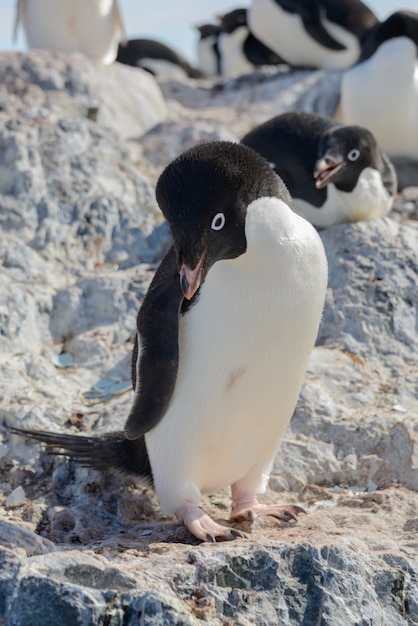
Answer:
xmin=0 ymin=50 xmax=417 ymax=625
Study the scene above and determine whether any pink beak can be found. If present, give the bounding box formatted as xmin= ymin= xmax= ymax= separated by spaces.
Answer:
xmin=314 ymin=157 xmax=344 ymax=189
xmin=179 ymin=253 xmax=206 ymax=300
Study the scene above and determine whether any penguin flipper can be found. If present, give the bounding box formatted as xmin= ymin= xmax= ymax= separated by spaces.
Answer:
xmin=125 ymin=247 xmax=183 ymax=440
xmin=10 ymin=427 xmax=153 ymax=482
xmin=300 ymin=2 xmax=346 ymax=51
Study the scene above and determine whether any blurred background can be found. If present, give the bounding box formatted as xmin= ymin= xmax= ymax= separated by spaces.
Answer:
xmin=1 ymin=1 xmax=417 ymax=64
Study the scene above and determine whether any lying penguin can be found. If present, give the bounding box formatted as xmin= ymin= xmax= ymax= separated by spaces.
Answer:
xmin=248 ymin=0 xmax=378 ymax=70
xmin=116 ymin=38 xmax=204 ymax=79
xmin=339 ymin=10 xmax=418 ymax=160
xmin=11 ymin=141 xmax=327 ymax=543
xmin=241 ymin=111 xmax=397 ymax=228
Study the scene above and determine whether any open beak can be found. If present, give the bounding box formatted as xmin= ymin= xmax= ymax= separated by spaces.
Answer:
xmin=179 ymin=252 xmax=206 ymax=300
xmin=314 ymin=157 xmax=344 ymax=189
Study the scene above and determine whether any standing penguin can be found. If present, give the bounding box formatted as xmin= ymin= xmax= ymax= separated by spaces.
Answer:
xmin=14 ymin=0 xmax=125 ymax=65
xmin=11 ymin=142 xmax=327 ymax=543
xmin=339 ymin=11 xmax=418 ymax=159
xmin=249 ymin=0 xmax=378 ymax=70
xmin=196 ymin=24 xmax=222 ymax=77
xmin=241 ymin=112 xmax=397 ymax=228
xmin=218 ymin=8 xmax=285 ymax=77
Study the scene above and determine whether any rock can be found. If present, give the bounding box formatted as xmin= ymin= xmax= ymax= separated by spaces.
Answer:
xmin=0 ymin=521 xmax=55 ymax=556
xmin=5 ymin=486 xmax=26 ymax=508
xmin=0 ymin=50 xmax=167 ymax=139
xmin=1 ymin=52 xmax=418 ymax=625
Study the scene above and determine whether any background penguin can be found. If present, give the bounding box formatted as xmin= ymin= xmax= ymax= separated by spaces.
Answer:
xmin=196 ymin=23 xmax=222 ymax=77
xmin=116 ymin=38 xmax=204 ymax=80
xmin=241 ymin=111 xmax=397 ymax=228
xmin=249 ymin=0 xmax=378 ymax=70
xmin=218 ymin=7 xmax=285 ymax=77
xmin=11 ymin=141 xmax=328 ymax=543
xmin=14 ymin=0 xmax=125 ymax=65
xmin=338 ymin=10 xmax=418 ymax=160
xmin=359 ymin=10 xmax=418 ymax=62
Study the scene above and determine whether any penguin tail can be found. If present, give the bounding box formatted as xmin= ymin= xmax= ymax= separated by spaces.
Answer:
xmin=9 ymin=427 xmax=153 ymax=486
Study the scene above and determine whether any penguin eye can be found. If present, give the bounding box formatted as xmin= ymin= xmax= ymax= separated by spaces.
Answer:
xmin=347 ymin=148 xmax=360 ymax=162
xmin=211 ymin=212 xmax=225 ymax=231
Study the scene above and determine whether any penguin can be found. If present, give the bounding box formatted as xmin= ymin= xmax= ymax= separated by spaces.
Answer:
xmin=339 ymin=11 xmax=418 ymax=159
xmin=11 ymin=141 xmax=328 ymax=543
xmin=14 ymin=0 xmax=125 ymax=65
xmin=249 ymin=0 xmax=378 ymax=70
xmin=241 ymin=112 xmax=397 ymax=228
xmin=196 ymin=24 xmax=222 ymax=77
xmin=116 ymin=38 xmax=204 ymax=80
xmin=359 ymin=10 xmax=418 ymax=62
xmin=217 ymin=8 xmax=285 ymax=77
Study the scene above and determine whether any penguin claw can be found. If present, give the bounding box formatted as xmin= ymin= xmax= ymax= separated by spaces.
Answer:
xmin=176 ymin=502 xmax=246 ymax=543
xmin=231 ymin=501 xmax=305 ymax=524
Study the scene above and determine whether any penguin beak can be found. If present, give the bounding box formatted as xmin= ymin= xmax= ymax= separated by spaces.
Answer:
xmin=180 ymin=252 xmax=207 ymax=300
xmin=314 ymin=157 xmax=344 ymax=189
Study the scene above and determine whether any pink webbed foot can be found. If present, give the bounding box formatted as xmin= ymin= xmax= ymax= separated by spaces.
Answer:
xmin=175 ymin=501 xmax=246 ymax=543
xmin=230 ymin=488 xmax=305 ymax=524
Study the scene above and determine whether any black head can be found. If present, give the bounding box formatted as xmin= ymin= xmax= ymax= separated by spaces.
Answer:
xmin=197 ymin=24 xmax=222 ymax=39
xmin=218 ymin=9 xmax=248 ymax=34
xmin=156 ymin=141 xmax=288 ymax=299
xmin=314 ymin=125 xmax=383 ymax=192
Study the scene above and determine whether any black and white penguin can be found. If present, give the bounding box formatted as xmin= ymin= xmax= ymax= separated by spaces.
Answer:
xmin=218 ymin=8 xmax=285 ymax=77
xmin=241 ymin=112 xmax=397 ymax=228
xmin=339 ymin=10 xmax=418 ymax=159
xmin=359 ymin=10 xmax=418 ymax=62
xmin=14 ymin=0 xmax=125 ymax=65
xmin=116 ymin=38 xmax=204 ymax=79
xmin=196 ymin=24 xmax=222 ymax=77
xmin=249 ymin=0 xmax=378 ymax=70
xmin=11 ymin=142 xmax=327 ymax=542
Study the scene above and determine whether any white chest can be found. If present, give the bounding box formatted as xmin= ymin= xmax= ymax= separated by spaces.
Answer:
xmin=340 ymin=38 xmax=418 ymax=158
xmin=295 ymin=167 xmax=393 ymax=228
xmin=197 ymin=37 xmax=219 ymax=76
xmin=218 ymin=28 xmax=255 ymax=77
xmin=18 ymin=0 xmax=122 ymax=64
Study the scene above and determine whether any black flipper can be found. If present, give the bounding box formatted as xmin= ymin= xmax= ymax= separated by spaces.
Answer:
xmin=124 ymin=247 xmax=184 ymax=440
xmin=299 ymin=2 xmax=346 ymax=51
xmin=10 ymin=427 xmax=153 ymax=485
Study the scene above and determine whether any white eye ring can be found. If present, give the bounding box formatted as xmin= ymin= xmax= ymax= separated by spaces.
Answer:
xmin=347 ymin=148 xmax=360 ymax=162
xmin=211 ymin=212 xmax=225 ymax=231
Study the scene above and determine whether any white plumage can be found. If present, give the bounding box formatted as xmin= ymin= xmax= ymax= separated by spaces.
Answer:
xmin=249 ymin=0 xmax=360 ymax=70
xmin=340 ymin=37 xmax=418 ymax=159
xmin=14 ymin=0 xmax=125 ymax=65
xmin=295 ymin=167 xmax=394 ymax=228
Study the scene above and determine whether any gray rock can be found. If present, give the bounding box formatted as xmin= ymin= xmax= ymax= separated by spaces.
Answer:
xmin=0 ymin=50 xmax=167 ymax=139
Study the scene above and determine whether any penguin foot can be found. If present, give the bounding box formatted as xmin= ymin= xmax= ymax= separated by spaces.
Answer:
xmin=175 ymin=502 xmax=246 ymax=542
xmin=230 ymin=492 xmax=305 ymax=523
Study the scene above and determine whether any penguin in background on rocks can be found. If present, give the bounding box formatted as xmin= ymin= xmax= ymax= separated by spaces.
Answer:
xmin=339 ymin=10 xmax=418 ymax=160
xmin=359 ymin=10 xmax=418 ymax=62
xmin=217 ymin=7 xmax=285 ymax=77
xmin=241 ymin=111 xmax=397 ymax=228
xmin=14 ymin=0 xmax=125 ymax=65
xmin=11 ymin=141 xmax=328 ymax=543
xmin=116 ymin=38 xmax=205 ymax=80
xmin=249 ymin=0 xmax=378 ymax=70
xmin=196 ymin=23 xmax=222 ymax=77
